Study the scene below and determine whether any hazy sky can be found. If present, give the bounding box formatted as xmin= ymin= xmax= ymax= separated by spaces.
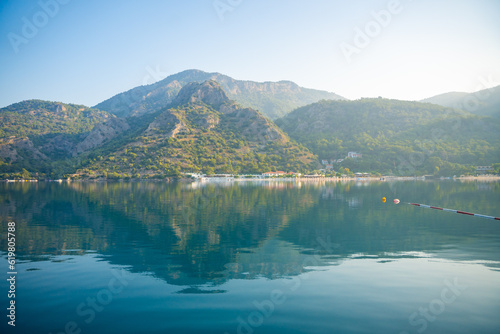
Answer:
xmin=1 ymin=0 xmax=499 ymax=108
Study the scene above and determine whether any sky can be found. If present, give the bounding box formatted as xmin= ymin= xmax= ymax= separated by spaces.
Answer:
xmin=0 ymin=0 xmax=499 ymax=108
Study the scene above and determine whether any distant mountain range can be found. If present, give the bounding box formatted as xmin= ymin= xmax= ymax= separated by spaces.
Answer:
xmin=94 ymin=69 xmax=345 ymax=120
xmin=421 ymin=85 xmax=500 ymax=118
xmin=1 ymin=70 xmax=499 ymax=179
xmin=0 ymin=81 xmax=316 ymax=178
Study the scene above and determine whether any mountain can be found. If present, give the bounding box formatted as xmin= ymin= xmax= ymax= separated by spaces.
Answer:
xmin=74 ymin=117 xmax=130 ymax=155
xmin=0 ymin=83 xmax=317 ymax=179
xmin=76 ymin=80 xmax=316 ymax=178
xmin=421 ymin=85 xmax=500 ymax=118
xmin=420 ymin=92 xmax=469 ymax=106
xmin=94 ymin=69 xmax=345 ymax=120
xmin=0 ymin=100 xmax=115 ymax=175
xmin=275 ymin=98 xmax=500 ymax=175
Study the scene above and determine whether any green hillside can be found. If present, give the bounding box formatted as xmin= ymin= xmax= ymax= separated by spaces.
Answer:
xmin=0 ymin=100 xmax=112 ymax=139
xmin=77 ymin=80 xmax=316 ymax=178
xmin=275 ymin=99 xmax=500 ymax=175
xmin=0 ymin=100 xmax=114 ymax=176
xmin=2 ymin=87 xmax=499 ymax=179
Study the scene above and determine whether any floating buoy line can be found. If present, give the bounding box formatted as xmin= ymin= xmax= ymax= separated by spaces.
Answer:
xmin=407 ymin=202 xmax=500 ymax=221
xmin=384 ymin=197 xmax=500 ymax=221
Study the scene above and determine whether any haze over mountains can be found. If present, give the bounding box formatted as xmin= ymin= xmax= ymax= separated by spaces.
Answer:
xmin=1 ymin=70 xmax=499 ymax=179
xmin=421 ymin=85 xmax=500 ymax=119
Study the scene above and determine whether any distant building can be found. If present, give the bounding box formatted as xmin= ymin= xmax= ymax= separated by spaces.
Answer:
xmin=321 ymin=160 xmax=329 ymax=165
xmin=262 ymin=171 xmax=286 ymax=177
xmin=476 ymin=166 xmax=493 ymax=173
xmin=186 ymin=173 xmax=205 ymax=179
xmin=348 ymin=152 xmax=362 ymax=158
xmin=325 ymin=164 xmax=334 ymax=170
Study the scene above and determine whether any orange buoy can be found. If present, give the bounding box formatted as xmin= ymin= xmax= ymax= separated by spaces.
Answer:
xmin=382 ymin=197 xmax=386 ymax=203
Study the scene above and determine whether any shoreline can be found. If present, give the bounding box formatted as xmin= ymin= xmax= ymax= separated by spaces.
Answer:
xmin=2 ymin=175 xmax=500 ymax=183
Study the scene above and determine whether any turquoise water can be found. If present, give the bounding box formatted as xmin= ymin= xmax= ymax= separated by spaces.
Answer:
xmin=1 ymin=180 xmax=499 ymax=334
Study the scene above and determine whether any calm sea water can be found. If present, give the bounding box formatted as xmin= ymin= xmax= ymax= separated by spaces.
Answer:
xmin=1 ymin=180 xmax=499 ymax=334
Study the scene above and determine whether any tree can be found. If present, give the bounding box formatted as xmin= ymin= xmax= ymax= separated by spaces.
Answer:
xmin=204 ymin=167 xmax=215 ymax=176
xmin=21 ymin=168 xmax=30 ymax=179
xmin=492 ymin=163 xmax=500 ymax=174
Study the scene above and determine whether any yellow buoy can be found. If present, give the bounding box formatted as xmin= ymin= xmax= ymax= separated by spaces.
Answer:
xmin=382 ymin=197 xmax=386 ymax=203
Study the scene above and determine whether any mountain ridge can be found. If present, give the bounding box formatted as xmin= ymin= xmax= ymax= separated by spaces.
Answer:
xmin=1 ymin=80 xmax=499 ymax=179
xmin=94 ymin=69 xmax=346 ymax=120
xmin=420 ymin=85 xmax=500 ymax=118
